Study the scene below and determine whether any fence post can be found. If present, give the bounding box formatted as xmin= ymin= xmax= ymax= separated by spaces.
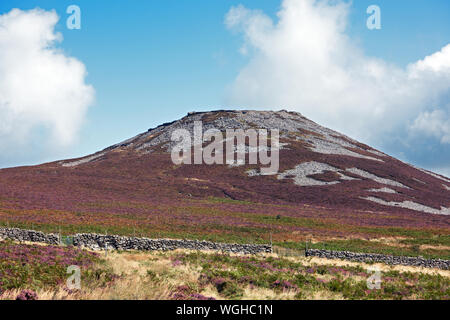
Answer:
xmin=270 ymin=232 xmax=273 ymax=253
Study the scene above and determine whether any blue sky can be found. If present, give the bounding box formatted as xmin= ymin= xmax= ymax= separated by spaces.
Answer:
xmin=0 ymin=0 xmax=449 ymax=175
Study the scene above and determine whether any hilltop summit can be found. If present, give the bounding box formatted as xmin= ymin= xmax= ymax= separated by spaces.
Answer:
xmin=51 ymin=110 xmax=450 ymax=215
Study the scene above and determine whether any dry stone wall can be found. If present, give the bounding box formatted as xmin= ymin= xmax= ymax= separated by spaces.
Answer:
xmin=72 ymin=233 xmax=272 ymax=254
xmin=0 ymin=227 xmax=271 ymax=255
xmin=306 ymin=249 xmax=450 ymax=270
xmin=1 ymin=227 xmax=449 ymax=269
xmin=0 ymin=228 xmax=59 ymax=245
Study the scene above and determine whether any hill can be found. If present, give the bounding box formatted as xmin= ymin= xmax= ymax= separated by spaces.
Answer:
xmin=0 ymin=110 xmax=448 ymax=257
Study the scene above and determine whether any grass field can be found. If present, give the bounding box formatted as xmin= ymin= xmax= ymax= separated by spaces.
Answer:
xmin=1 ymin=240 xmax=449 ymax=300
xmin=1 ymin=199 xmax=449 ymax=260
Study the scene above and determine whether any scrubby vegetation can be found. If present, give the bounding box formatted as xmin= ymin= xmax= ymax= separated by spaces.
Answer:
xmin=169 ymin=251 xmax=449 ymax=300
xmin=0 ymin=241 xmax=114 ymax=298
xmin=1 ymin=240 xmax=448 ymax=300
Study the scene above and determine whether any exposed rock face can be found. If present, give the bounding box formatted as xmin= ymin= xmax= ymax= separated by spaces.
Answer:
xmin=64 ymin=110 xmax=383 ymax=162
xmin=276 ymin=161 xmax=358 ymax=186
xmin=361 ymin=197 xmax=450 ymax=215
xmin=367 ymin=187 xmax=397 ymax=194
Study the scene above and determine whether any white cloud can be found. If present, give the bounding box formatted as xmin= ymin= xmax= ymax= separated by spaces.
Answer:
xmin=414 ymin=44 xmax=450 ymax=73
xmin=225 ymin=0 xmax=450 ymax=171
xmin=0 ymin=8 xmax=94 ymax=148
xmin=410 ymin=110 xmax=450 ymax=144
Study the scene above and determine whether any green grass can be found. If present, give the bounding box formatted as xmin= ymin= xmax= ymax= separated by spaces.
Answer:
xmin=276 ymin=239 xmax=450 ymax=260
xmin=206 ymin=197 xmax=258 ymax=206
xmin=399 ymin=235 xmax=450 ymax=247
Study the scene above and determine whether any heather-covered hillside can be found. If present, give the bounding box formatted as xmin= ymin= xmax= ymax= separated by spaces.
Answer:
xmin=0 ymin=110 xmax=449 ymax=256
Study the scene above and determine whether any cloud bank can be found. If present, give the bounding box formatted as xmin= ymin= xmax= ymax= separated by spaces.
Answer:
xmin=225 ymin=0 xmax=450 ymax=175
xmin=0 ymin=8 xmax=94 ymax=157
